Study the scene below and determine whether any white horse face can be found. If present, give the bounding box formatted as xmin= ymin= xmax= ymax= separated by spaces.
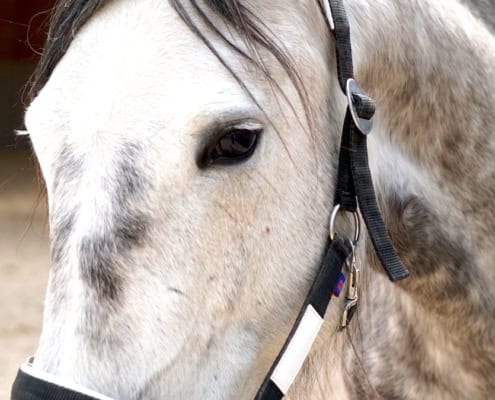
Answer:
xmin=26 ymin=0 xmax=341 ymax=398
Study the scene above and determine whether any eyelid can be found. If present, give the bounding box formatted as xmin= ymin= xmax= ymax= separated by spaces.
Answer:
xmin=208 ymin=120 xmax=263 ymax=151
xmin=214 ymin=119 xmax=263 ymax=138
xmin=196 ymin=119 xmax=263 ymax=168
xmin=226 ymin=120 xmax=263 ymax=131
xmin=196 ymin=118 xmax=263 ymax=152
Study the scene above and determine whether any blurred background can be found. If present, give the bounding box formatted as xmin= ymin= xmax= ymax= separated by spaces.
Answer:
xmin=1 ymin=1 xmax=55 ymax=396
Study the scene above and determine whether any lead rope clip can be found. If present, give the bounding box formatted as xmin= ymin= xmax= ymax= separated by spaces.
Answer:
xmin=341 ymin=244 xmax=360 ymax=329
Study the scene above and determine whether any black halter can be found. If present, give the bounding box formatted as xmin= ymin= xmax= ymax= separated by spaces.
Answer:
xmin=11 ymin=1 xmax=408 ymax=399
xmin=255 ymin=0 xmax=409 ymax=397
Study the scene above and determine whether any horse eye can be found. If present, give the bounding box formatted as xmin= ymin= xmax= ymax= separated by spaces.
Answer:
xmin=205 ymin=129 xmax=259 ymax=166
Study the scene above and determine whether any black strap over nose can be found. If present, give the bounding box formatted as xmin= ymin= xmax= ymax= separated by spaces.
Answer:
xmin=11 ymin=365 xmax=112 ymax=400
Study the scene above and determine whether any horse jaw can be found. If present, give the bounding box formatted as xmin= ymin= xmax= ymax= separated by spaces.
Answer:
xmin=25 ymin=0 xmax=341 ymax=398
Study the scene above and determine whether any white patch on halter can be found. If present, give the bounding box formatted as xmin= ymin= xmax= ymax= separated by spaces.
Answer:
xmin=270 ymin=305 xmax=324 ymax=394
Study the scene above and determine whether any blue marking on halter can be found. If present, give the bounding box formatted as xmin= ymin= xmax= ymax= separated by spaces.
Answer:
xmin=333 ymin=272 xmax=346 ymax=297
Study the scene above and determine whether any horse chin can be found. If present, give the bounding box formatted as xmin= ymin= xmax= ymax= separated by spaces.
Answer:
xmin=32 ymin=309 xmax=261 ymax=399
xmin=31 ymin=259 xmax=269 ymax=400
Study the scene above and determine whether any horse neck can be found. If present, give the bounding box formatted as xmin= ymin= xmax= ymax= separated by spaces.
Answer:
xmin=349 ymin=0 xmax=495 ymax=264
xmin=289 ymin=1 xmax=495 ymax=398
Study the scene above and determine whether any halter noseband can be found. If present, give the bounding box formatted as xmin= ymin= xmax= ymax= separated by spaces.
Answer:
xmin=11 ymin=1 xmax=408 ymax=399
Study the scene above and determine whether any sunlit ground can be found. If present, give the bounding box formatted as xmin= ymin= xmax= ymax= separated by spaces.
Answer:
xmin=0 ymin=149 xmax=49 ymax=397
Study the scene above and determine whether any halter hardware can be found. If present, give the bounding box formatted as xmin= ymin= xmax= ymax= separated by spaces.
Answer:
xmin=329 ymin=204 xmax=361 ymax=244
xmin=346 ymin=79 xmax=375 ymax=135
xmin=255 ymin=0 xmax=409 ymax=397
xmin=341 ymin=244 xmax=360 ymax=328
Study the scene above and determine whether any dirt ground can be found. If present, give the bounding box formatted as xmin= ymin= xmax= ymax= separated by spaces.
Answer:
xmin=0 ymin=149 xmax=50 ymax=398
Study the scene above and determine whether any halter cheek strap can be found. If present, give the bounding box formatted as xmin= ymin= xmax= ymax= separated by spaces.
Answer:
xmin=254 ymin=238 xmax=352 ymax=399
xmin=329 ymin=1 xmax=409 ymax=282
xmin=255 ymin=0 xmax=409 ymax=398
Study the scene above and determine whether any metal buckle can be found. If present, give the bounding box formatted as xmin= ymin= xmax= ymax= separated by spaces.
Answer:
xmin=328 ymin=205 xmax=362 ymax=328
xmin=329 ymin=204 xmax=361 ymax=244
xmin=346 ymin=79 xmax=374 ymax=135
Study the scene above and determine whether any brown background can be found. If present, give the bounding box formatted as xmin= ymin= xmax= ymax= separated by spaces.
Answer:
xmin=0 ymin=0 xmax=53 ymax=146
xmin=1 ymin=1 xmax=55 ymax=396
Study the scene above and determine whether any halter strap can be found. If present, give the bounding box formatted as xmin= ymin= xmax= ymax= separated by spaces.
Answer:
xmin=329 ymin=0 xmax=409 ymax=282
xmin=11 ymin=361 xmax=115 ymax=400
xmin=254 ymin=238 xmax=352 ymax=399
xmin=255 ymin=0 xmax=409 ymax=398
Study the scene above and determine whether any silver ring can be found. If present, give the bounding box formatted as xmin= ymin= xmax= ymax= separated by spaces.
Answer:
xmin=329 ymin=204 xmax=361 ymax=244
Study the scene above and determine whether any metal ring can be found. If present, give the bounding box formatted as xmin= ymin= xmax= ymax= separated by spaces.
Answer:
xmin=329 ymin=204 xmax=361 ymax=244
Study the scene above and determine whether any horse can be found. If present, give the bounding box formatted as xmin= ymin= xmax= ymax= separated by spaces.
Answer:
xmin=11 ymin=0 xmax=495 ymax=398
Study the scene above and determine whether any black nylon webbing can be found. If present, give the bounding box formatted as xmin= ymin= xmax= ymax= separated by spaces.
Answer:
xmin=334 ymin=109 xmax=357 ymax=211
xmin=258 ymin=381 xmax=284 ymax=400
xmin=254 ymin=238 xmax=352 ymax=400
xmin=349 ymin=121 xmax=410 ymax=281
xmin=11 ymin=368 xmax=100 ymax=400
xmin=328 ymin=0 xmax=353 ymax=92
xmin=256 ymin=1 xmax=410 ymax=399
xmin=329 ymin=0 xmax=409 ymax=282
